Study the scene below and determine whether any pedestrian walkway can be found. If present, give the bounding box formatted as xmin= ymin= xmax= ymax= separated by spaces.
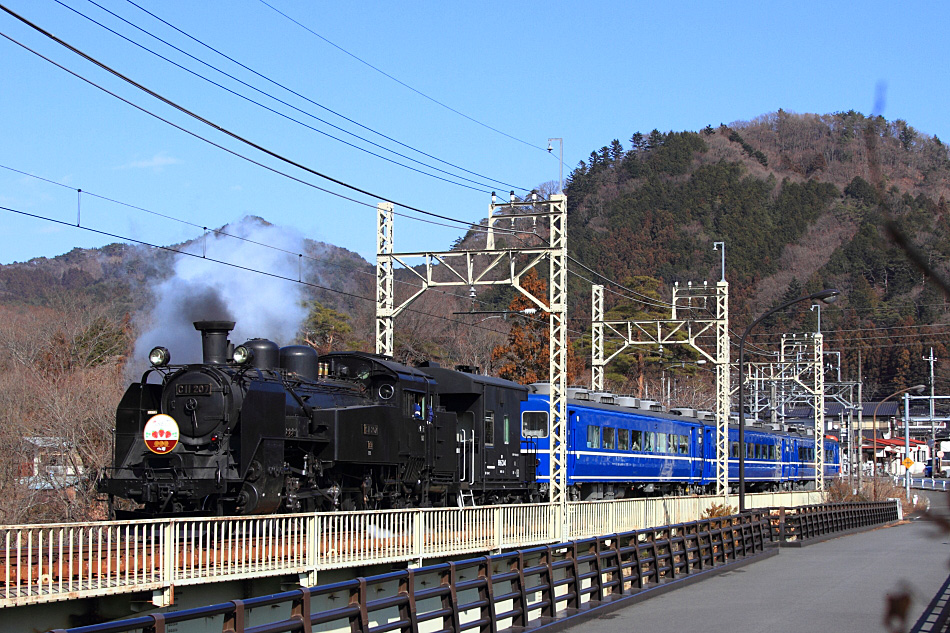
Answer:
xmin=573 ymin=519 xmax=949 ymax=633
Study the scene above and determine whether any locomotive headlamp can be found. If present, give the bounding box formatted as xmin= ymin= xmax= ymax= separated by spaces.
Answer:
xmin=148 ymin=346 xmax=170 ymax=367
xmin=232 ymin=345 xmax=253 ymax=365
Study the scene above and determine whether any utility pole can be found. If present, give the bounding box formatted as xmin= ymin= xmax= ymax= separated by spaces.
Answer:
xmin=905 ymin=393 xmax=911 ymax=500
xmin=857 ymin=350 xmax=863 ymax=492
xmin=925 ymin=347 xmax=937 ymax=474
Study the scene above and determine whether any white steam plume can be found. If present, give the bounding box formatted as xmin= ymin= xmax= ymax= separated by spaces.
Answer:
xmin=133 ymin=219 xmax=308 ymax=370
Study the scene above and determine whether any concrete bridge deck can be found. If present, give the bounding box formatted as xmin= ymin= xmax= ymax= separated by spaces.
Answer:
xmin=568 ymin=516 xmax=948 ymax=633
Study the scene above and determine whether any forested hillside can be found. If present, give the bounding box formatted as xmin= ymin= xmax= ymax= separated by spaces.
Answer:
xmin=564 ymin=110 xmax=950 ymax=396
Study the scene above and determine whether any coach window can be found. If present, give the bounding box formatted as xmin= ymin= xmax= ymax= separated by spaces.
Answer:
xmin=604 ymin=427 xmax=616 ymax=450
xmin=645 ymin=432 xmax=655 ymax=452
xmin=657 ymin=433 xmax=667 ymax=453
xmin=503 ymin=415 xmax=510 ymax=444
xmin=730 ymin=442 xmax=739 ymax=458
xmin=618 ymin=428 xmax=630 ymax=450
xmin=484 ymin=411 xmax=495 ymax=447
xmin=587 ymin=425 xmax=601 ymax=449
xmin=522 ymin=411 xmax=548 ymax=438
xmin=631 ymin=430 xmax=642 ymax=451
xmin=678 ymin=435 xmax=689 ymax=454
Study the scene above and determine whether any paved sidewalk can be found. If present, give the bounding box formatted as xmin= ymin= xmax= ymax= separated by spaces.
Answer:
xmin=574 ymin=520 xmax=949 ymax=633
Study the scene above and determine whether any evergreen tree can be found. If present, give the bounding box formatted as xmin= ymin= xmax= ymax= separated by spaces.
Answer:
xmin=630 ymin=132 xmax=644 ymax=152
xmin=609 ymin=139 xmax=624 ymax=162
xmin=300 ymin=300 xmax=356 ymax=354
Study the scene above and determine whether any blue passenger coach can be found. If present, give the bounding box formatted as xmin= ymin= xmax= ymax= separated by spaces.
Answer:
xmin=521 ymin=384 xmax=839 ymax=500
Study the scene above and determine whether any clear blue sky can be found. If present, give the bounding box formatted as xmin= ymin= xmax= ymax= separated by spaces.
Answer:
xmin=1 ymin=0 xmax=948 ymax=265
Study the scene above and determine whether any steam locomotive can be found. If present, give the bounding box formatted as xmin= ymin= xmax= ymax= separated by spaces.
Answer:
xmin=100 ymin=321 xmax=536 ymax=517
xmin=101 ymin=320 xmax=840 ymax=518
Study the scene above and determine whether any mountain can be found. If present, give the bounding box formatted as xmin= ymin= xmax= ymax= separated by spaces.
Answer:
xmin=561 ymin=111 xmax=950 ymax=394
xmin=3 ymin=112 xmax=949 ymax=397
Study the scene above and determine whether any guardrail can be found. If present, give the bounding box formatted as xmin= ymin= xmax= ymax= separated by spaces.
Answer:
xmin=911 ymin=477 xmax=950 ymax=491
xmin=769 ymin=500 xmax=900 ymax=545
xmin=51 ymin=511 xmax=775 ymax=633
xmin=0 ymin=491 xmax=823 ymax=609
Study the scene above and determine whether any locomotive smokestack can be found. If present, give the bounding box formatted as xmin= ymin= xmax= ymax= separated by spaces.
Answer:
xmin=194 ymin=320 xmax=235 ymax=364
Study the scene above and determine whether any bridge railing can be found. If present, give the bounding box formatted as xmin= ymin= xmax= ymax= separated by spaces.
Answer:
xmin=0 ymin=490 xmax=822 ymax=609
xmin=769 ymin=500 xmax=901 ymax=545
xmin=50 ymin=511 xmax=777 ymax=633
xmin=911 ymin=477 xmax=950 ymax=491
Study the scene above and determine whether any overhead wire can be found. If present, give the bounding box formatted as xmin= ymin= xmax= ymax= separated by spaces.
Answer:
xmin=255 ymin=0 xmax=551 ymax=154
xmin=0 ymin=202 xmax=535 ymax=339
xmin=117 ymin=0 xmax=530 ymax=193
xmin=0 ymin=5 xmax=534 ymax=238
xmin=57 ymin=0 xmax=513 ymax=194
xmin=566 ymin=255 xmax=678 ymax=309
xmin=0 ymin=162 xmax=507 ymax=309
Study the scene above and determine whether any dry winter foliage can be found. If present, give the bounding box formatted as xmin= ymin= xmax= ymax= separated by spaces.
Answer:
xmin=0 ymin=302 xmax=129 ymax=524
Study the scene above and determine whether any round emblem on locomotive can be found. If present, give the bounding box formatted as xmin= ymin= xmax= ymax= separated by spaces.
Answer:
xmin=143 ymin=414 xmax=180 ymax=455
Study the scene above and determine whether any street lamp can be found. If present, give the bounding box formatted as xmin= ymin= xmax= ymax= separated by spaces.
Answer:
xmin=871 ymin=384 xmax=925 ymax=478
xmin=712 ymin=242 xmax=725 ymax=282
xmin=547 ymin=138 xmax=564 ymax=193
xmin=737 ymin=288 xmax=840 ymax=512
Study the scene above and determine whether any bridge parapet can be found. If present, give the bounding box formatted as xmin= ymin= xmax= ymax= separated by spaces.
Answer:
xmin=2 ymin=491 xmax=824 ymax=609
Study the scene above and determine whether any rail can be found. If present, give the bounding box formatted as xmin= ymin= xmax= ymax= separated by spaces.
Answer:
xmin=52 ymin=511 xmax=775 ymax=633
xmin=0 ymin=490 xmax=823 ymax=609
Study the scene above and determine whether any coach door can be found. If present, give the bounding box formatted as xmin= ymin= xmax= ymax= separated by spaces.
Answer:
xmin=689 ymin=427 xmax=704 ymax=483
xmin=457 ymin=411 xmax=475 ymax=485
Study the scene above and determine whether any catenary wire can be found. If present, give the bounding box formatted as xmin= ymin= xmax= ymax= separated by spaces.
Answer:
xmin=57 ymin=0 xmax=513 ymax=194
xmin=0 ymin=163 xmax=585 ymax=335
xmin=567 ymin=255 xmax=679 ymax=309
xmin=0 ymin=7 xmax=533 ymax=238
xmin=255 ymin=0 xmax=551 ymax=154
xmin=117 ymin=0 xmax=530 ymax=193
xmin=0 ymin=202 xmax=541 ymax=340
xmin=0 ymin=162 xmax=511 ymax=309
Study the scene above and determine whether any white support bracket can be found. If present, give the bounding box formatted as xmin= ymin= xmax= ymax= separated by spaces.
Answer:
xmin=590 ymin=281 xmax=730 ymax=496
xmin=375 ymin=194 xmax=571 ymax=539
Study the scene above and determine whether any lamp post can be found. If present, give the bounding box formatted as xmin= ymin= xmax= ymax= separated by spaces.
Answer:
xmin=713 ymin=242 xmax=726 ymax=283
xmin=547 ymin=138 xmax=563 ymax=193
xmin=810 ymin=303 xmax=822 ymax=333
xmin=737 ymin=289 xmax=840 ymax=512
xmin=871 ymin=384 xmax=925 ymax=478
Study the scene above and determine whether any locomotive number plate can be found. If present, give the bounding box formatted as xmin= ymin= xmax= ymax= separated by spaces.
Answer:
xmin=176 ymin=383 xmax=211 ymax=396
xmin=362 ymin=424 xmax=379 ymax=436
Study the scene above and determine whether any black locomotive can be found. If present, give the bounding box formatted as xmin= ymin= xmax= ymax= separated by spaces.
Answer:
xmin=100 ymin=321 xmax=536 ymax=517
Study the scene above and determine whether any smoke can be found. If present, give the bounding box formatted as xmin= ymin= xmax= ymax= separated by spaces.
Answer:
xmin=132 ymin=218 xmax=308 ymax=370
